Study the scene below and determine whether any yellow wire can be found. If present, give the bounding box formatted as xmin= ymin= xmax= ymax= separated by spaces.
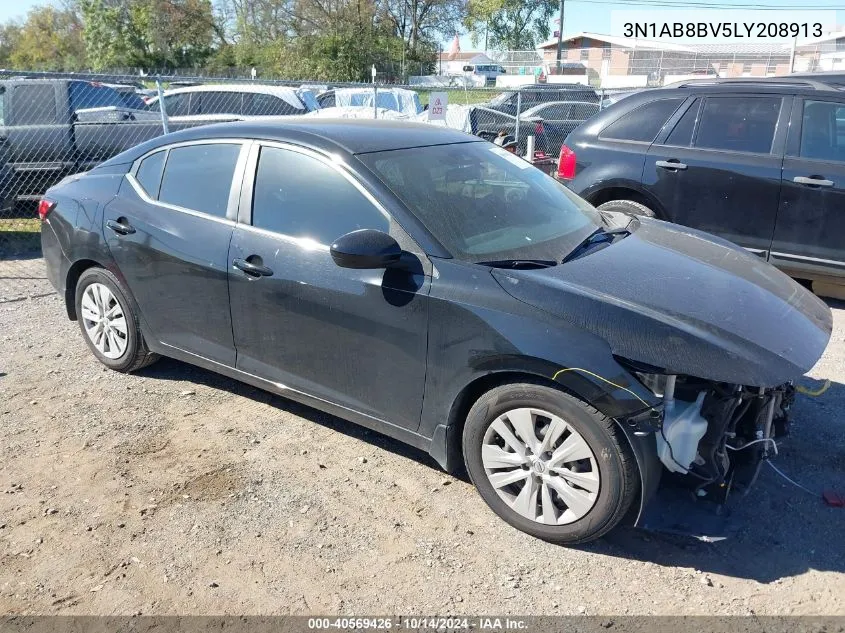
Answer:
xmin=551 ymin=367 xmax=654 ymax=409
xmin=796 ymin=379 xmax=830 ymax=397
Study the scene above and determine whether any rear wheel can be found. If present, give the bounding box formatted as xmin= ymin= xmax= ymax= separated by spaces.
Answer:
xmin=74 ymin=267 xmax=159 ymax=372
xmin=597 ymin=199 xmax=655 ymax=218
xmin=463 ymin=383 xmax=638 ymax=544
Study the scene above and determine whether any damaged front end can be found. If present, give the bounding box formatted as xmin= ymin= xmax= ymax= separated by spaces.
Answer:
xmin=634 ymin=372 xmax=795 ymax=504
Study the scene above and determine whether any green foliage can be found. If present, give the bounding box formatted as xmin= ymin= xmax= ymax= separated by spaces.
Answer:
xmin=0 ymin=0 xmax=489 ymax=81
xmin=464 ymin=0 xmax=555 ymax=50
xmin=6 ymin=6 xmax=86 ymax=70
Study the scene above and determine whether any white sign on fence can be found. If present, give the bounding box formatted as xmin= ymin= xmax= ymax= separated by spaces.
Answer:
xmin=428 ymin=92 xmax=448 ymax=121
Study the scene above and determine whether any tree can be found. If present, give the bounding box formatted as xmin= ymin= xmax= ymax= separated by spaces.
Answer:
xmin=79 ymin=0 xmax=218 ymax=70
xmin=6 ymin=6 xmax=86 ymax=70
xmin=464 ymin=0 xmax=554 ymax=50
xmin=0 ymin=23 xmax=22 ymax=67
xmin=382 ymin=0 xmax=464 ymax=54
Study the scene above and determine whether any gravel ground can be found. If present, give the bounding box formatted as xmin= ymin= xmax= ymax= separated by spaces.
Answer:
xmin=1 ymin=259 xmax=844 ymax=615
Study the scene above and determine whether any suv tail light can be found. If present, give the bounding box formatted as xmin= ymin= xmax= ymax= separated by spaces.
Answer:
xmin=557 ymin=145 xmax=577 ymax=180
xmin=37 ymin=199 xmax=56 ymax=221
xmin=534 ymin=121 xmax=544 ymax=135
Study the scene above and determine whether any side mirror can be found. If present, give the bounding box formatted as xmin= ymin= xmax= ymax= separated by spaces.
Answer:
xmin=330 ymin=229 xmax=402 ymax=269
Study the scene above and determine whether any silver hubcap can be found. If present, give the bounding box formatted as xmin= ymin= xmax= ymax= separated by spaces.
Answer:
xmin=81 ymin=283 xmax=128 ymax=360
xmin=482 ymin=407 xmax=600 ymax=525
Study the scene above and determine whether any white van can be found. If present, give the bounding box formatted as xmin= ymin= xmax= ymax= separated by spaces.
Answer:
xmin=462 ymin=63 xmax=507 ymax=84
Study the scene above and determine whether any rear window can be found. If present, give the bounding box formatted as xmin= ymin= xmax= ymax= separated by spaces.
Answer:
xmin=600 ymin=98 xmax=684 ymax=143
xmin=158 ymin=143 xmax=241 ymax=218
xmin=694 ymin=96 xmax=781 ymax=154
xmin=69 ymin=83 xmax=126 ymax=111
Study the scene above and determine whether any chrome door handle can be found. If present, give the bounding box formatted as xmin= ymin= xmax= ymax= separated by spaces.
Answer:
xmin=106 ymin=219 xmax=135 ymax=235
xmin=233 ymin=258 xmax=273 ymax=277
xmin=793 ymin=176 xmax=834 ymax=187
xmin=655 ymin=160 xmax=688 ymax=171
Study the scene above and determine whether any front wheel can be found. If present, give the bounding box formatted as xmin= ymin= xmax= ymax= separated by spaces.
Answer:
xmin=74 ymin=267 xmax=159 ymax=372
xmin=463 ymin=383 xmax=639 ymax=544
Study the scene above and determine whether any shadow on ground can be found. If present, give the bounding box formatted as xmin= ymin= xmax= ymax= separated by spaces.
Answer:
xmin=140 ymin=353 xmax=845 ymax=586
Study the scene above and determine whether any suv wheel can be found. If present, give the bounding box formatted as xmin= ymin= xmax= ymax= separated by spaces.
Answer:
xmin=463 ymin=383 xmax=639 ymax=544
xmin=74 ymin=267 xmax=160 ymax=372
xmin=597 ymin=199 xmax=655 ymax=218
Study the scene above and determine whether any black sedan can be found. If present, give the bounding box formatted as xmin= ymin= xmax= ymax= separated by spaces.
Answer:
xmin=40 ymin=119 xmax=831 ymax=544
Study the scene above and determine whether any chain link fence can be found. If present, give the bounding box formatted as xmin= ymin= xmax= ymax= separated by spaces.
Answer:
xmin=0 ymin=64 xmax=812 ymax=300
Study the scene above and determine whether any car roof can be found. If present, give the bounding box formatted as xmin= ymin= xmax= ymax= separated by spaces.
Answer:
xmin=163 ymin=83 xmax=303 ymax=97
xmin=658 ymin=78 xmax=844 ymax=95
xmin=98 ymin=118 xmax=482 ymax=166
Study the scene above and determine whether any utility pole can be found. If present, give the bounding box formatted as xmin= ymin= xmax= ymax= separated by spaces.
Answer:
xmin=555 ymin=0 xmax=565 ymax=74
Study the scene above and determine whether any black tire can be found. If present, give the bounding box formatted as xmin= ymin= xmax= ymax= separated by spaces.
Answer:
xmin=597 ymin=199 xmax=655 ymax=218
xmin=74 ymin=267 xmax=160 ymax=373
xmin=463 ymin=382 xmax=639 ymax=544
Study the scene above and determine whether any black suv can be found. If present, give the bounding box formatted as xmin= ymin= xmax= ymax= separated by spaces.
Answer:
xmin=559 ymin=79 xmax=845 ymax=292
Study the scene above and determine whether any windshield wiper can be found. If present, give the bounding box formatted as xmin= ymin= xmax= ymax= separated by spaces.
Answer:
xmin=477 ymin=259 xmax=557 ymax=270
xmin=562 ymin=226 xmax=631 ymax=264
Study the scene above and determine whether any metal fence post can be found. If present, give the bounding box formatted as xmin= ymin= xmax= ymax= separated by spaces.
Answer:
xmin=514 ymin=89 xmax=522 ymax=143
xmin=155 ymin=78 xmax=169 ymax=134
xmin=373 ymin=83 xmax=378 ymax=119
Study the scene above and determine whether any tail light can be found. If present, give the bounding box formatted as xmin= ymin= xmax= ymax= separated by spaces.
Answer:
xmin=37 ymin=199 xmax=56 ymax=221
xmin=557 ymin=144 xmax=577 ymax=180
xmin=534 ymin=121 xmax=544 ymax=135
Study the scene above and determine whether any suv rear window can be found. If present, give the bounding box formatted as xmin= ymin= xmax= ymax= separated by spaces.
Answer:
xmin=694 ymin=96 xmax=781 ymax=154
xmin=599 ymin=98 xmax=684 ymax=143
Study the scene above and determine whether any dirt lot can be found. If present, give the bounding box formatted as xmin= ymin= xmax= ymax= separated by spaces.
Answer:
xmin=1 ymin=260 xmax=844 ymax=615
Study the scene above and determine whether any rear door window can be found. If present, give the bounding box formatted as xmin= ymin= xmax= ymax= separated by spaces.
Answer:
xmin=198 ymin=91 xmax=243 ymax=115
xmin=600 ymin=98 xmax=684 ymax=143
xmin=694 ymin=96 xmax=781 ymax=154
xmin=245 ymin=93 xmax=304 ymax=116
xmin=158 ymin=143 xmax=241 ymax=218
xmin=663 ymin=98 xmax=701 ymax=147
xmin=799 ymin=99 xmax=845 ymax=163
xmin=161 ymin=93 xmax=191 ymax=116
xmin=12 ymin=85 xmax=57 ymax=125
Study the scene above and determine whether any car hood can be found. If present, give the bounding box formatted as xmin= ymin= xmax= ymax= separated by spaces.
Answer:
xmin=491 ymin=219 xmax=832 ymax=387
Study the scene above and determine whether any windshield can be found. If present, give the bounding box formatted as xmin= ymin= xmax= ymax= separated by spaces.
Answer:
xmin=296 ymin=89 xmax=320 ymax=111
xmin=359 ymin=142 xmax=602 ymax=263
xmin=488 ymin=92 xmax=514 ymax=106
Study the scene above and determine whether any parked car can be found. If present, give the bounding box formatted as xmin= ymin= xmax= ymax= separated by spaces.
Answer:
xmin=468 ymin=106 xmax=568 ymax=160
xmin=0 ymin=78 xmax=181 ymax=204
xmin=787 ymin=70 xmax=845 ymax=88
xmin=558 ymin=78 xmax=845 ymax=295
xmin=461 ymin=63 xmax=507 ymax=84
xmin=486 ymin=84 xmax=600 ymax=117
xmin=146 ymin=84 xmax=318 ymax=121
xmin=518 ymin=100 xmax=600 ymax=155
xmin=316 ymin=87 xmax=423 ymax=115
xmin=40 ymin=119 xmax=830 ymax=544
